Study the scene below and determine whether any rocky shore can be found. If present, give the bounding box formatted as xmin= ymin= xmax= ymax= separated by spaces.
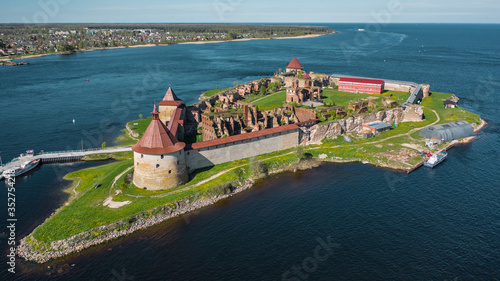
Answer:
xmin=17 ymin=180 xmax=254 ymax=263
xmin=0 ymin=60 xmax=29 ymax=66
xmin=17 ymin=157 xmax=324 ymax=264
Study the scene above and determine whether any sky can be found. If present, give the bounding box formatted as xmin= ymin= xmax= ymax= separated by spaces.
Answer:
xmin=1 ymin=0 xmax=499 ymax=24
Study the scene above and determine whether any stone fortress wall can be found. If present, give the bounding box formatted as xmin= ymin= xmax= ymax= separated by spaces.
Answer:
xmin=185 ymin=126 xmax=299 ymax=172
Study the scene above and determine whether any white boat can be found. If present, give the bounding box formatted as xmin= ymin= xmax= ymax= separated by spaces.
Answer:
xmin=2 ymin=167 xmax=20 ymax=179
xmin=5 ymin=159 xmax=41 ymax=178
xmin=424 ymin=151 xmax=447 ymax=168
xmin=358 ymin=29 xmax=365 ymax=32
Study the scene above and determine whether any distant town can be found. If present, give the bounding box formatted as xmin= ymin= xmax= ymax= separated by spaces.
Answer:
xmin=0 ymin=24 xmax=334 ymax=59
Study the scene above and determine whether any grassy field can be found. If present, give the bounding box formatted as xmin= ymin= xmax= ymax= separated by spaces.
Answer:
xmin=31 ymin=147 xmax=302 ymax=242
xmin=202 ymin=88 xmax=230 ymax=98
xmin=82 ymin=151 xmax=133 ymax=161
xmin=421 ymin=92 xmax=481 ymax=125
xmin=31 ymin=89 xmax=482 ymax=246
xmin=321 ymin=88 xmax=410 ymax=107
xmin=248 ymin=88 xmax=410 ymax=111
xmin=128 ymin=117 xmax=152 ymax=135
xmin=115 ymin=117 xmax=152 ymax=146
xmin=252 ymin=91 xmax=286 ymax=111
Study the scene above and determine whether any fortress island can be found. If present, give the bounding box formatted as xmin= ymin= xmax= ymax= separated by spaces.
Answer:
xmin=17 ymin=57 xmax=484 ymax=263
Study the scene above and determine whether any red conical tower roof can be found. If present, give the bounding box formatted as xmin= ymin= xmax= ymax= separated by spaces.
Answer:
xmin=286 ymin=57 xmax=304 ymax=70
xmin=158 ymin=87 xmax=183 ymax=106
xmin=132 ymin=104 xmax=185 ymax=155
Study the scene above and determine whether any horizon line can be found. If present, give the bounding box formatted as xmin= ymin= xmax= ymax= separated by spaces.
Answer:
xmin=0 ymin=22 xmax=499 ymax=25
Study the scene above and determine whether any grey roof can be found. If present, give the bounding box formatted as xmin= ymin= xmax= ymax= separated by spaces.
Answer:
xmin=419 ymin=121 xmax=474 ymax=141
xmin=364 ymin=122 xmax=391 ymax=130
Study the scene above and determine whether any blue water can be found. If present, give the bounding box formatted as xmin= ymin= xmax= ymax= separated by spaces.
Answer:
xmin=1 ymin=23 xmax=500 ymax=280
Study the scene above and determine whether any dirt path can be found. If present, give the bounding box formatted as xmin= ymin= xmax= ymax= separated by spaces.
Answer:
xmin=108 ymin=166 xmax=134 ymax=197
xmin=72 ymin=180 xmax=81 ymax=195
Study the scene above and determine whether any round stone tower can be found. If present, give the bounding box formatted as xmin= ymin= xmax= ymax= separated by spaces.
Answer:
xmin=132 ymin=105 xmax=188 ymax=190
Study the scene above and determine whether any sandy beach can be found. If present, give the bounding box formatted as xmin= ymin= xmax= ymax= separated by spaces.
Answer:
xmin=0 ymin=33 xmax=333 ymax=63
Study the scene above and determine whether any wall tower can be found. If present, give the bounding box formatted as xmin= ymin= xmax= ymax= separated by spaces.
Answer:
xmin=132 ymin=104 xmax=188 ymax=190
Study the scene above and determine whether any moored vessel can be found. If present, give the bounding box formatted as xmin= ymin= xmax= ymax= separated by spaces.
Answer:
xmin=4 ymin=159 xmax=41 ymax=178
xmin=424 ymin=151 xmax=447 ymax=168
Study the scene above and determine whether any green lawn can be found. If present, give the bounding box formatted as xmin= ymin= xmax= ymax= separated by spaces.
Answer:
xmin=421 ymin=92 xmax=481 ymax=125
xmin=115 ymin=117 xmax=152 ymax=146
xmin=128 ymin=117 xmax=152 ymax=135
xmin=202 ymin=88 xmax=230 ymax=98
xmin=321 ymin=88 xmax=410 ymax=107
xmin=252 ymin=90 xmax=286 ymax=111
xmin=31 ymin=147 xmax=300 ymax=243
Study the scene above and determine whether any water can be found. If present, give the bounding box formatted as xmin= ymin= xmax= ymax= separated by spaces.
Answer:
xmin=1 ymin=23 xmax=500 ymax=280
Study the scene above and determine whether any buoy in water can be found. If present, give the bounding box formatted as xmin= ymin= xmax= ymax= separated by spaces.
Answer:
xmin=87 ymin=78 xmax=90 ymax=82
xmin=73 ymin=119 xmax=75 ymax=123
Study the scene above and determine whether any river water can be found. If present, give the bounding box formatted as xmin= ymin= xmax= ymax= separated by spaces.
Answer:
xmin=0 ymin=23 xmax=499 ymax=280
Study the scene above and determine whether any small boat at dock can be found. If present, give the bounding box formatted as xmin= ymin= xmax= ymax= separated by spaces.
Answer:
xmin=2 ymin=159 xmax=41 ymax=178
xmin=424 ymin=151 xmax=447 ymax=168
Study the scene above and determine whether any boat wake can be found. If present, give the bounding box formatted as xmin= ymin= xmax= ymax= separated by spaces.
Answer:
xmin=338 ymin=31 xmax=408 ymax=57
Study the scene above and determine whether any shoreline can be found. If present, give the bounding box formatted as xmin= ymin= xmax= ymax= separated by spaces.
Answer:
xmin=16 ymin=115 xmax=486 ymax=263
xmin=17 ymin=159 xmax=325 ymax=264
xmin=0 ymin=33 xmax=332 ymax=63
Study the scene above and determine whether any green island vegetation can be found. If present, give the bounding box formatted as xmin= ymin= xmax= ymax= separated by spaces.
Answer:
xmin=0 ymin=24 xmax=334 ymax=59
xmin=253 ymin=90 xmax=287 ymax=110
xmin=24 ymin=81 xmax=481 ymax=259
xmin=201 ymin=87 xmax=230 ymax=98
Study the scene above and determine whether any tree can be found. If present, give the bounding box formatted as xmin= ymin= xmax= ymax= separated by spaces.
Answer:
xmin=259 ymin=86 xmax=267 ymax=95
xmin=297 ymin=71 xmax=304 ymax=79
xmin=228 ymin=31 xmax=239 ymax=39
xmin=295 ymin=146 xmax=306 ymax=161
xmin=101 ymin=142 xmax=107 ymax=148
xmin=233 ymin=81 xmax=239 ymax=87
xmin=139 ymin=114 xmax=143 ymax=119
xmin=268 ymin=81 xmax=281 ymax=92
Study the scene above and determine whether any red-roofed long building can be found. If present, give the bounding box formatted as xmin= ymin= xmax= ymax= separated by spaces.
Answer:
xmin=132 ymin=105 xmax=188 ymax=190
xmin=338 ymin=77 xmax=385 ymax=94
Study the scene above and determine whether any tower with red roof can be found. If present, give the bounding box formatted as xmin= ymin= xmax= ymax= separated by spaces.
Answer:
xmin=286 ymin=56 xmax=304 ymax=72
xmin=132 ymin=104 xmax=188 ymax=190
xmin=158 ymin=87 xmax=184 ymax=124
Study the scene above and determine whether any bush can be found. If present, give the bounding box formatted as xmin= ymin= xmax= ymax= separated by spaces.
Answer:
xmin=206 ymin=182 xmax=233 ymax=196
xmin=295 ymin=146 xmax=306 ymax=161
xmin=250 ymin=157 xmax=267 ymax=178
xmin=101 ymin=142 xmax=107 ymax=148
